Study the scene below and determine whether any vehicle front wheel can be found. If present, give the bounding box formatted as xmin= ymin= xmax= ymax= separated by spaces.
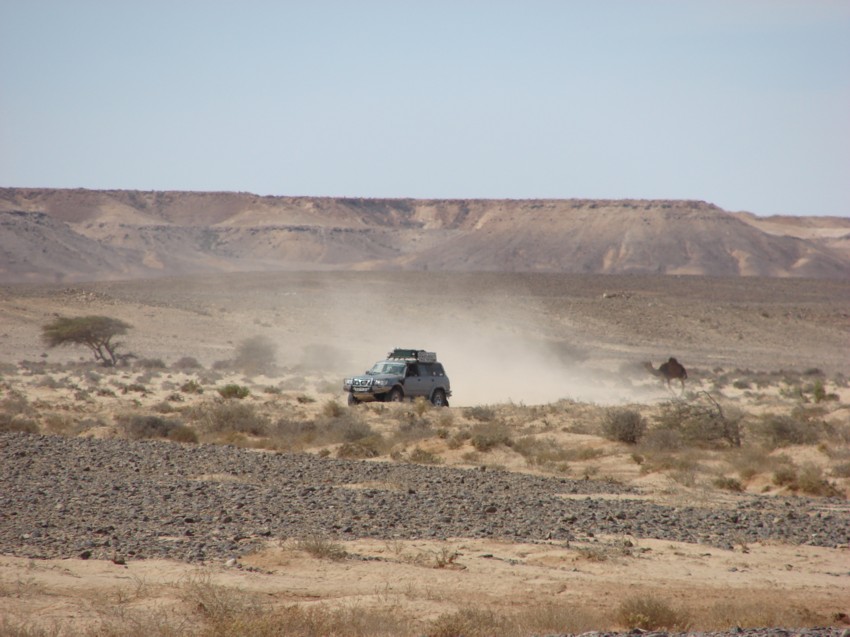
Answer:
xmin=388 ymin=387 xmax=404 ymax=402
xmin=431 ymin=389 xmax=448 ymax=407
xmin=347 ymin=393 xmax=360 ymax=406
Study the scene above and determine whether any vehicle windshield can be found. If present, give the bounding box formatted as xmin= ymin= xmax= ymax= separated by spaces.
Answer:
xmin=368 ymin=362 xmax=406 ymax=375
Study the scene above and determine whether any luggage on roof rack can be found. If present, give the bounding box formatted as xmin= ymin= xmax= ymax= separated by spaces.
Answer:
xmin=387 ymin=349 xmax=437 ymax=363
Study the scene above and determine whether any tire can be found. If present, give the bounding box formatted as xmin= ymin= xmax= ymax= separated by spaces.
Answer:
xmin=388 ymin=387 xmax=404 ymax=403
xmin=347 ymin=393 xmax=360 ymax=406
xmin=430 ymin=388 xmax=448 ymax=407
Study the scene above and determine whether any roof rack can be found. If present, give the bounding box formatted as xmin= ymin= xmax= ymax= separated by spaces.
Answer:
xmin=387 ymin=349 xmax=437 ymax=363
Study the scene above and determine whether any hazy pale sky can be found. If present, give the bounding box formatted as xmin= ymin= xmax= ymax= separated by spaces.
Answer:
xmin=1 ymin=1 xmax=848 ymax=216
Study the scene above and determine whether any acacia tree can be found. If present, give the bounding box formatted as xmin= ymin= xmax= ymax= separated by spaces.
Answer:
xmin=41 ymin=315 xmax=132 ymax=366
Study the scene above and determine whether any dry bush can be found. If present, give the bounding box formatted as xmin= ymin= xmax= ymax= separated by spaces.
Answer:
xmin=180 ymin=379 xmax=203 ymax=395
xmin=464 ymin=405 xmax=497 ymax=422
xmin=412 ymin=396 xmax=431 ymax=416
xmin=426 ymin=608 xmax=507 ymax=637
xmin=172 ymin=356 xmax=202 ymax=370
xmin=336 ymin=437 xmax=385 ymax=459
xmin=217 ymin=384 xmax=250 ymax=400
xmin=0 ymin=391 xmax=39 ymax=433
xmin=189 ymin=401 xmax=270 ymax=437
xmin=135 ymin=358 xmax=166 ymax=370
xmin=322 ymin=399 xmax=344 ymax=418
xmin=408 ymin=446 xmax=443 ymax=464
xmin=756 ymin=413 xmax=823 ymax=448
xmin=616 ymin=594 xmax=691 ymax=631
xmin=795 ymin=462 xmax=843 ymax=497
xmin=118 ymin=414 xmax=198 ymax=443
xmin=42 ymin=414 xmax=103 ymax=436
xmin=700 ymin=593 xmax=827 ymax=629
xmin=654 ymin=395 xmax=741 ymax=448
xmin=602 ymin=408 xmax=646 ymax=444
xmin=296 ymin=535 xmax=348 ymax=561
xmin=713 ymin=475 xmax=745 ymax=492
xmin=470 ymin=421 xmax=513 ymax=452
xmin=178 ymin=571 xmax=262 ymax=626
xmin=218 ymin=604 xmax=415 ymax=637
xmin=512 ymin=435 xmax=572 ymax=472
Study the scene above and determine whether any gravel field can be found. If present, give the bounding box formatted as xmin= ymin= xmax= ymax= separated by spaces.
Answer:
xmin=3 ymin=432 xmax=848 ymax=564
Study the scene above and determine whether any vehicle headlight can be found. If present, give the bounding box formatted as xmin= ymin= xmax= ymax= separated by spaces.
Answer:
xmin=373 ymin=379 xmax=389 ymax=386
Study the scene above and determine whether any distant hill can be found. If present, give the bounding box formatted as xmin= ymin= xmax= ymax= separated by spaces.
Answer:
xmin=1 ymin=188 xmax=848 ymax=283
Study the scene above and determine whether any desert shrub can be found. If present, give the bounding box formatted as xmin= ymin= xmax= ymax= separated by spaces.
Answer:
xmin=328 ymin=416 xmax=374 ymax=443
xmin=654 ymin=397 xmax=741 ymax=447
xmin=191 ymin=401 xmax=269 ymax=436
xmin=617 ymin=595 xmax=691 ymax=631
xmin=772 ymin=465 xmax=798 ymax=487
xmin=217 ymin=384 xmax=250 ymax=400
xmin=640 ymin=427 xmax=683 ymax=451
xmin=172 ymin=356 xmax=202 ymax=370
xmin=413 ymin=396 xmax=430 ymax=416
xmin=408 ymin=446 xmax=443 ymax=464
xmin=796 ymin=463 xmax=842 ymax=497
xmin=180 ymin=379 xmax=204 ymax=394
xmin=337 ymin=437 xmax=384 ymax=458
xmin=464 ymin=405 xmax=497 ymax=422
xmin=757 ymin=414 xmax=822 ymax=448
xmin=713 ymin=476 xmax=745 ymax=492
xmin=271 ymin=418 xmax=317 ymax=441
xmin=152 ymin=400 xmax=176 ymax=414
xmin=297 ymin=535 xmax=347 ymax=560
xmin=121 ymin=383 xmax=148 ymax=395
xmin=135 ymin=357 xmax=166 ymax=369
xmin=513 ymin=436 xmax=572 ymax=471
xmin=0 ymin=392 xmax=38 ymax=433
xmin=470 ymin=421 xmax=513 ymax=452
xmin=602 ymin=408 xmax=646 ymax=444
xmin=832 ymin=462 xmax=850 ymax=478
xmin=322 ymin=399 xmax=344 ymax=418
xmin=119 ymin=414 xmax=197 ymax=442
xmin=0 ymin=414 xmax=39 ymax=434
xmin=426 ymin=608 xmax=507 ymax=637
xmin=233 ymin=335 xmax=277 ymax=375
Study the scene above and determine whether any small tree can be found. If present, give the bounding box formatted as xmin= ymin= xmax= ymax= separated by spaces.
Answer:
xmin=42 ymin=315 xmax=132 ymax=366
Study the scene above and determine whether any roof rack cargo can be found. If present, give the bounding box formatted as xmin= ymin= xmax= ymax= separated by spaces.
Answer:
xmin=387 ymin=349 xmax=437 ymax=363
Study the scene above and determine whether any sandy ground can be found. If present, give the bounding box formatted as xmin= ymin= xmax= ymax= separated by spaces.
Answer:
xmin=1 ymin=271 xmax=849 ymax=634
xmin=1 ymin=535 xmax=848 ymax=632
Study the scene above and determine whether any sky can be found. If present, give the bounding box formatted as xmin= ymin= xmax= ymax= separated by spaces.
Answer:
xmin=1 ymin=1 xmax=848 ymax=217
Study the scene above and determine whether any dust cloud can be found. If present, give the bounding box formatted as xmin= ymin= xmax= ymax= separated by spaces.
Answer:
xmin=284 ymin=283 xmax=659 ymax=407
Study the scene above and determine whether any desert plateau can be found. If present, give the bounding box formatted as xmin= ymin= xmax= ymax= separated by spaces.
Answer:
xmin=1 ymin=192 xmax=849 ymax=637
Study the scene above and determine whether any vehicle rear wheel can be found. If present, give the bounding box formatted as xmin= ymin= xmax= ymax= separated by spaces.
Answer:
xmin=388 ymin=387 xmax=404 ymax=402
xmin=431 ymin=389 xmax=448 ymax=407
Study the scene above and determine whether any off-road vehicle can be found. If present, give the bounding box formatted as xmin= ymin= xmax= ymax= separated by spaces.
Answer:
xmin=343 ymin=349 xmax=451 ymax=407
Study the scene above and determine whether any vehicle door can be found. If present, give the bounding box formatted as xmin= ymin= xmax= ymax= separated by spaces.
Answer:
xmin=404 ymin=363 xmax=428 ymax=398
xmin=408 ymin=363 xmax=440 ymax=398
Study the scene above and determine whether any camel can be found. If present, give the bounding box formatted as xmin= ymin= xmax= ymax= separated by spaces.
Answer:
xmin=644 ymin=357 xmax=688 ymax=390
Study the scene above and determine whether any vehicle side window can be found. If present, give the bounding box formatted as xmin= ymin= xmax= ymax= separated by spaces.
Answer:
xmin=431 ymin=363 xmax=445 ymax=376
xmin=406 ymin=364 xmax=419 ymax=377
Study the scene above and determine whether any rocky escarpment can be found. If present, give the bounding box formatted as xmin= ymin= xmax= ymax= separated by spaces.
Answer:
xmin=2 ymin=188 xmax=849 ymax=282
xmin=2 ymin=432 xmax=848 ymax=564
